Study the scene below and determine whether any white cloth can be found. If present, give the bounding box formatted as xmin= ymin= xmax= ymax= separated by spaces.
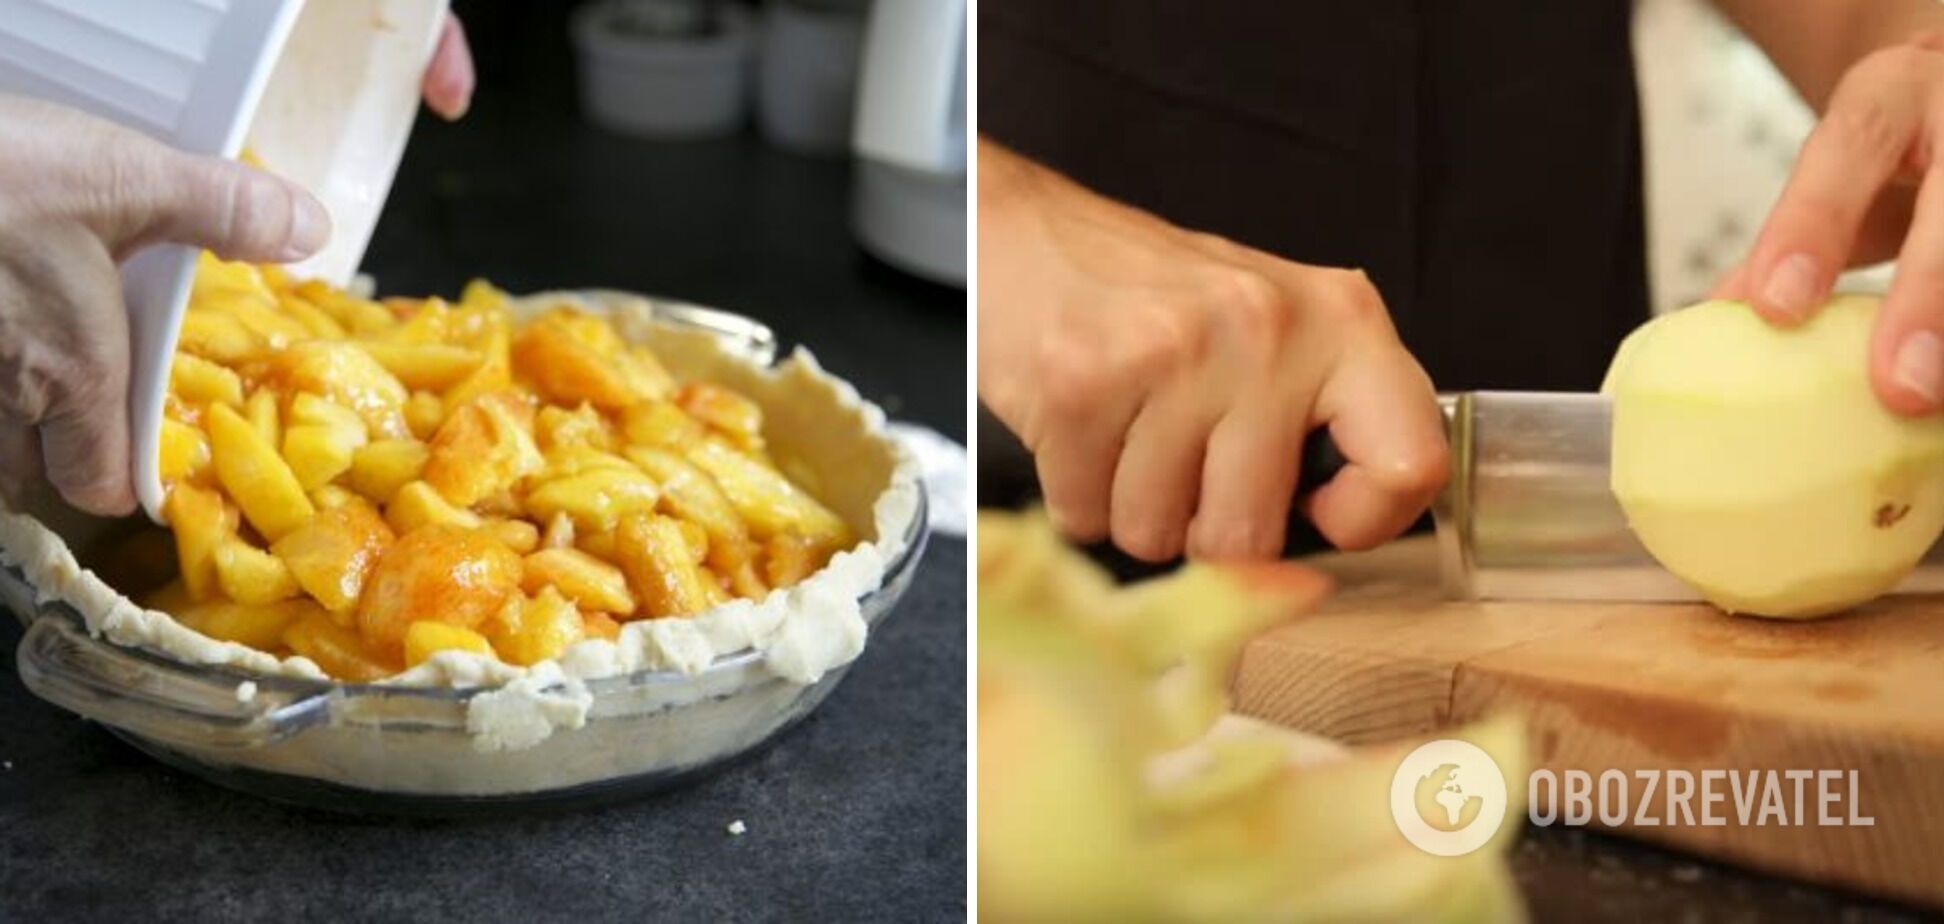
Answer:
xmin=888 ymin=422 xmax=967 ymax=537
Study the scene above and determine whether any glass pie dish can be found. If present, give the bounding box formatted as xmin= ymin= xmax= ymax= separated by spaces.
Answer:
xmin=2 ymin=295 xmax=930 ymax=813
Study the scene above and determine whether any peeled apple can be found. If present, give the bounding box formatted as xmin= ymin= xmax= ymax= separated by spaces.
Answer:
xmin=1603 ymin=296 xmax=1944 ymax=618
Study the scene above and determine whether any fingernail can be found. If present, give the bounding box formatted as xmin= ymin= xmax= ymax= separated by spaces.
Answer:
xmin=282 ymin=193 xmax=330 ymax=261
xmin=1117 ymin=522 xmax=1179 ymax=562
xmin=437 ymin=89 xmax=471 ymax=122
xmin=1894 ymin=330 xmax=1944 ymax=407
xmin=1761 ymin=253 xmax=1821 ymax=319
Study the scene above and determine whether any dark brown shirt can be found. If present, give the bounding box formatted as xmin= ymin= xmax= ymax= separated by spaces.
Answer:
xmin=980 ymin=0 xmax=1650 ymax=392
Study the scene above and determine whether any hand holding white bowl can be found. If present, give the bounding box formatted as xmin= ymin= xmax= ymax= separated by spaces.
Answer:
xmin=0 ymin=94 xmax=331 ymax=516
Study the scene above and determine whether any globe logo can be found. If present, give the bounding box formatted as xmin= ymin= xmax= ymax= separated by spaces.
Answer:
xmin=1390 ymin=739 xmax=1508 ymax=856
xmin=1414 ymin=762 xmax=1485 ymax=832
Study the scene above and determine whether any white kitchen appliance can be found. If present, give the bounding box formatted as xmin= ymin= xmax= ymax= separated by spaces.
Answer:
xmin=850 ymin=0 xmax=965 ymax=287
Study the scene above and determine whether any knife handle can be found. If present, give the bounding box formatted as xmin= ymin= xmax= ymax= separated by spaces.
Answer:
xmin=1080 ymin=428 xmax=1347 ymax=580
xmin=1297 ymin=426 xmax=1348 ymax=495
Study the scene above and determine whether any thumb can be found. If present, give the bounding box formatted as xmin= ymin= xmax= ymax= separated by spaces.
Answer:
xmin=102 ymin=144 xmax=332 ymax=264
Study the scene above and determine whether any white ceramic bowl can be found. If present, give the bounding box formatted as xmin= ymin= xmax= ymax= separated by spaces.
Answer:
xmin=571 ymin=0 xmax=754 ymax=139
xmin=756 ymin=1 xmax=865 ymax=155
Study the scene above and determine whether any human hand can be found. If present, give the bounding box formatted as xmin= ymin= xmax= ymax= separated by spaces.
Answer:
xmin=977 ymin=141 xmax=1448 ymax=561
xmin=0 ymin=94 xmax=330 ymax=515
xmin=1719 ymin=30 xmax=1944 ymax=415
xmin=421 ymin=13 xmax=475 ymax=120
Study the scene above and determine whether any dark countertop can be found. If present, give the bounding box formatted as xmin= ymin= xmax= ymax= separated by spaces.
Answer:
xmin=0 ymin=4 xmax=966 ymax=919
xmin=0 ymin=540 xmax=964 ymax=922
xmin=1514 ymin=825 xmax=1936 ymax=923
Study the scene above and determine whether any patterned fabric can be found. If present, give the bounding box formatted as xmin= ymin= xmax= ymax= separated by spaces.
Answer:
xmin=1635 ymin=0 xmax=1893 ymax=315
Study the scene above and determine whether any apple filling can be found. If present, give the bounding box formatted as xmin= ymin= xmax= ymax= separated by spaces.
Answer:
xmin=151 ymin=254 xmax=855 ymax=678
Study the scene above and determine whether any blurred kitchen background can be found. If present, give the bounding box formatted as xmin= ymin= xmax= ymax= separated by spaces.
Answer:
xmin=1636 ymin=0 xmax=1893 ymax=314
xmin=359 ymin=0 xmax=966 ymax=443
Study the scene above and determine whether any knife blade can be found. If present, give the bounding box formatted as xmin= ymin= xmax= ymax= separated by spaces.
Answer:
xmin=1428 ymin=391 xmax=1691 ymax=601
xmin=1432 ymin=391 xmax=1944 ymax=602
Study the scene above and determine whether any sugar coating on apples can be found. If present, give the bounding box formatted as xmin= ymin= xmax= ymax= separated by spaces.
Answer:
xmin=1603 ymin=296 xmax=1944 ymax=618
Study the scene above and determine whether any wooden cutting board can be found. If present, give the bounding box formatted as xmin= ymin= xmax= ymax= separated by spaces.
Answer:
xmin=1233 ymin=537 xmax=1944 ymax=908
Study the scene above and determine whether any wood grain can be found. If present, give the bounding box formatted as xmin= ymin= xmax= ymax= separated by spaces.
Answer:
xmin=1233 ymin=537 xmax=1944 ymax=907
